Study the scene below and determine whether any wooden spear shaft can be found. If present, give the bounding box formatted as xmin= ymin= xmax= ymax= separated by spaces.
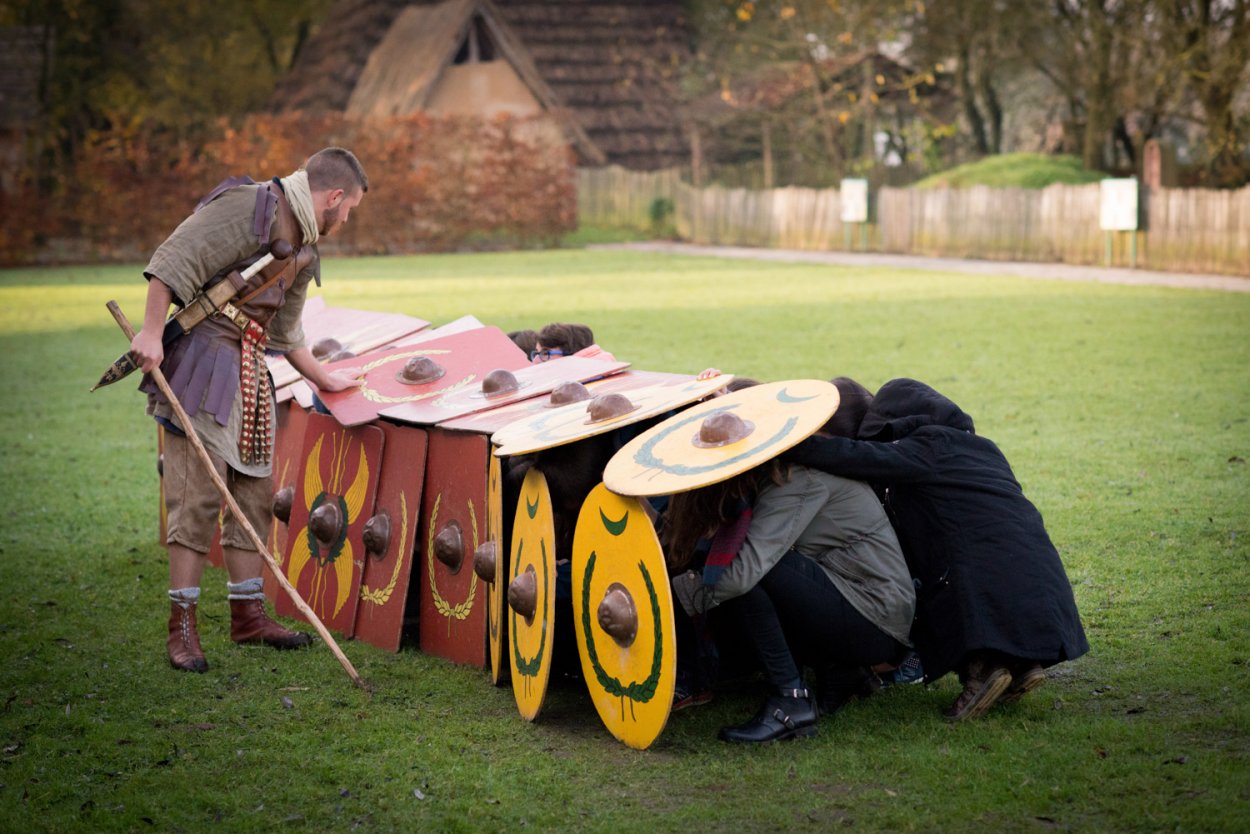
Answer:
xmin=107 ymin=300 xmax=365 ymax=689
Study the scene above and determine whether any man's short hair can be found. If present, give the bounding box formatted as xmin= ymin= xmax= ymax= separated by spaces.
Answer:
xmin=305 ymin=147 xmax=369 ymax=194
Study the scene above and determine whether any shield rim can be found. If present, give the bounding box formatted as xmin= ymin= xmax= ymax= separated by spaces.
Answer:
xmin=487 ymin=452 xmax=508 ymax=685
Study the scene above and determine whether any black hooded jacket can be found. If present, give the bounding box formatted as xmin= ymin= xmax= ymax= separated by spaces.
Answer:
xmin=784 ymin=378 xmax=1089 ymax=681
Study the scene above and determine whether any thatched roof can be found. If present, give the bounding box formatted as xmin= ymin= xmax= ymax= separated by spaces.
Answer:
xmin=494 ymin=1 xmax=690 ymax=170
xmin=270 ymin=0 xmax=692 ymax=170
xmin=345 ymin=0 xmax=480 ymax=117
xmin=343 ymin=0 xmax=603 ymax=161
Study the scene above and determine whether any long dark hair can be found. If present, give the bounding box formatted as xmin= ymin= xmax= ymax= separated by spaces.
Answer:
xmin=661 ymin=459 xmax=789 ymax=572
xmin=822 ymin=376 xmax=874 ymax=438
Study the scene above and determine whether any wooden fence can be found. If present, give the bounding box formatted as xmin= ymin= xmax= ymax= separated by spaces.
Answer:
xmin=577 ymin=166 xmax=1250 ymax=276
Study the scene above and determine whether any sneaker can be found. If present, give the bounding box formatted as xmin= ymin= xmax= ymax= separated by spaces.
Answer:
xmin=885 ymin=651 xmax=924 ymax=687
xmin=672 ymin=684 xmax=713 ymax=711
xmin=942 ymin=665 xmax=1012 ymax=721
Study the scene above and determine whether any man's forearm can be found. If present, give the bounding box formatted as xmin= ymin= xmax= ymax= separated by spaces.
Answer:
xmin=143 ymin=278 xmax=173 ymax=334
xmin=286 ymin=346 xmax=331 ymax=389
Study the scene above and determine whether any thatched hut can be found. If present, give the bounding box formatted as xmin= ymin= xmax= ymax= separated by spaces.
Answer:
xmin=270 ymin=0 xmax=691 ymax=170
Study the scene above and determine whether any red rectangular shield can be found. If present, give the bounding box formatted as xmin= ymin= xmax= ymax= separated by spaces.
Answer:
xmin=274 ymin=412 xmax=385 ymax=636
xmin=417 ymin=429 xmax=490 ymax=666
xmin=268 ymin=304 xmax=430 ymax=389
xmin=388 ymin=315 xmax=484 ymax=347
xmin=353 ymin=421 xmax=428 ymax=652
xmin=319 ymin=326 xmax=528 ymax=427
xmin=263 ymin=401 xmax=311 ymax=605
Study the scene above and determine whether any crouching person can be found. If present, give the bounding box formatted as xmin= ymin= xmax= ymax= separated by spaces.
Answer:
xmin=783 ymin=378 xmax=1089 ymax=720
xmin=666 ymin=449 xmax=914 ymax=743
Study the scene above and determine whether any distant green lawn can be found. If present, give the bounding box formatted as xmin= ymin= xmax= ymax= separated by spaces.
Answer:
xmin=913 ymin=153 xmax=1107 ymax=189
xmin=1 ymin=250 xmax=1247 ymax=833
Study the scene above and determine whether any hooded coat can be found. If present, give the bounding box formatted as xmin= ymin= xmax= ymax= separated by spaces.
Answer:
xmin=784 ymin=378 xmax=1088 ymax=681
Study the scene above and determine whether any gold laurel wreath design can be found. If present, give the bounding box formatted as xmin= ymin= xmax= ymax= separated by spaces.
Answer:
xmin=353 ymin=349 xmax=478 ymax=405
xmin=359 ymin=490 xmax=409 ymax=606
xmin=427 ymin=493 xmax=480 ymax=620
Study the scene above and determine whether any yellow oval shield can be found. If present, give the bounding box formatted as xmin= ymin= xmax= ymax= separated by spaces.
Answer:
xmin=572 ymin=484 xmax=676 ymax=749
xmin=603 ymin=380 xmax=839 ymax=498
xmin=508 ymin=468 xmax=556 ymax=720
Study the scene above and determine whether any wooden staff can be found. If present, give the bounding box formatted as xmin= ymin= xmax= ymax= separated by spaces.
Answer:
xmin=107 ymin=300 xmax=365 ymax=690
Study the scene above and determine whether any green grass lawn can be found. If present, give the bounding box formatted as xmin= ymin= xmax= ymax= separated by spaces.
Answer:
xmin=1 ymin=250 xmax=1248 ymax=833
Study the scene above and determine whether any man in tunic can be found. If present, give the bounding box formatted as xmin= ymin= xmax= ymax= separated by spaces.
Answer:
xmin=130 ymin=147 xmax=368 ymax=672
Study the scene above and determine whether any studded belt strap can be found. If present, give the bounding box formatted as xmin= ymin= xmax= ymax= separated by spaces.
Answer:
xmin=233 ymin=307 xmax=272 ymax=466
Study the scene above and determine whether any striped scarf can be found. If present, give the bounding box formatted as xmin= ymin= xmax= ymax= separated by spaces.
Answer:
xmin=701 ymin=499 xmax=754 ymax=585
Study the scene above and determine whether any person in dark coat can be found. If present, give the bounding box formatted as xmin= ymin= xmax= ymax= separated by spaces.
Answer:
xmin=782 ymin=378 xmax=1089 ymax=721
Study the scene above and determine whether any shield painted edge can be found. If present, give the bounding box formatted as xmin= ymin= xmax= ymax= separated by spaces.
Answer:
xmin=487 ymin=452 xmax=509 ymax=685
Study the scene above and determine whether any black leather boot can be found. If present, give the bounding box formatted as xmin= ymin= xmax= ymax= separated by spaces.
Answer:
xmin=718 ymin=687 xmax=818 ymax=743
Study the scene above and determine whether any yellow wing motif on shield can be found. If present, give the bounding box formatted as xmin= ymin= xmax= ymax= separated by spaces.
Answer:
xmin=330 ymin=443 xmax=370 ymax=617
xmin=287 ymin=434 xmax=326 ymax=590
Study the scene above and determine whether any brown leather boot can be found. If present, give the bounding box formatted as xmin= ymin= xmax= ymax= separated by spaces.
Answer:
xmin=229 ymin=599 xmax=313 ymax=649
xmin=167 ymin=602 xmax=208 ymax=673
xmin=943 ymin=657 xmax=1011 ymax=721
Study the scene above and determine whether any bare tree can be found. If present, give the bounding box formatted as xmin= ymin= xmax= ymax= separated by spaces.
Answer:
xmin=1158 ymin=0 xmax=1250 ymax=184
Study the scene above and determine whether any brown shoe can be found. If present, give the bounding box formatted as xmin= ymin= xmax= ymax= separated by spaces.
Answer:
xmin=167 ymin=602 xmax=208 ymax=673
xmin=229 ymin=599 xmax=313 ymax=649
xmin=943 ymin=665 xmax=1011 ymax=721
xmin=1001 ymin=663 xmax=1046 ymax=704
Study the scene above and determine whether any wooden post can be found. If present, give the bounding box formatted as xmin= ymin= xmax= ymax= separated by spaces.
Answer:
xmin=689 ymin=125 xmax=704 ymax=188
xmin=762 ymin=120 xmax=774 ymax=189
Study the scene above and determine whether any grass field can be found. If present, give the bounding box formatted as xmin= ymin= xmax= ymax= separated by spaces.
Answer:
xmin=1 ymin=249 xmax=1248 ymax=833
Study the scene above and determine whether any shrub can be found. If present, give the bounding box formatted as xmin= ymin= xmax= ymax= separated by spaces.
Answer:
xmin=0 ymin=113 xmax=576 ymax=264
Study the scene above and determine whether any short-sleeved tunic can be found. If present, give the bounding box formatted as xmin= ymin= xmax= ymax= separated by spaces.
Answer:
xmin=142 ymin=182 xmax=314 ymax=477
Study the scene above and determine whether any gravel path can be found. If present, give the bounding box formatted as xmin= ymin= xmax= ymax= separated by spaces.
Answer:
xmin=591 ymin=242 xmax=1250 ymax=293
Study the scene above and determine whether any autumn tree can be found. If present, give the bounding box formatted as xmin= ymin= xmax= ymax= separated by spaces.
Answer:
xmin=687 ymin=0 xmax=930 ymax=184
xmin=1 ymin=0 xmax=332 ymax=184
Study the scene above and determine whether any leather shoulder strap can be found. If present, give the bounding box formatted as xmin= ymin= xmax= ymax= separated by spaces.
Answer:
xmin=264 ymin=181 xmax=302 ymax=254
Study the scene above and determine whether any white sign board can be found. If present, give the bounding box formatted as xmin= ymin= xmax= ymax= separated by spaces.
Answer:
xmin=841 ymin=178 xmax=869 ymax=223
xmin=1100 ymin=178 xmax=1139 ymax=231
